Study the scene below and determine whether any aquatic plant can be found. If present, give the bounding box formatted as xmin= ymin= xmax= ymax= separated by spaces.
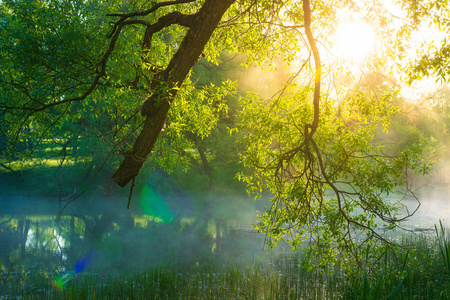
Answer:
xmin=3 ymin=226 xmax=450 ymax=299
xmin=435 ymin=220 xmax=450 ymax=276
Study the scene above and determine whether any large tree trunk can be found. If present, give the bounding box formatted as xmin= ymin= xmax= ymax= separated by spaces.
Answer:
xmin=113 ymin=0 xmax=235 ymax=187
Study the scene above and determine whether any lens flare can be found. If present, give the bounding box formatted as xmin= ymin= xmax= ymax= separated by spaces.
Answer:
xmin=53 ymin=251 xmax=99 ymax=291
xmin=140 ymin=183 xmax=174 ymax=223
xmin=140 ymin=170 xmax=195 ymax=223
xmin=53 ymin=272 xmax=73 ymax=291
xmin=74 ymin=251 xmax=99 ymax=273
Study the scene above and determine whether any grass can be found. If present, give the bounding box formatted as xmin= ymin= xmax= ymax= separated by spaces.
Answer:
xmin=1 ymin=216 xmax=450 ymax=299
xmin=342 ymin=226 xmax=450 ymax=300
xmin=2 ymin=228 xmax=450 ymax=300
xmin=2 ymin=260 xmax=342 ymax=300
xmin=436 ymin=220 xmax=450 ymax=276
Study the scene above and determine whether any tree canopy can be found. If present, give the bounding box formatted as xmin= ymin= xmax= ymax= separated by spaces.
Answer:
xmin=1 ymin=0 xmax=450 ymax=264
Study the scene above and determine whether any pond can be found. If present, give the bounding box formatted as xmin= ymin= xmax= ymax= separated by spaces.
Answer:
xmin=2 ymin=183 xmax=449 ymax=281
xmin=0 ymin=191 xmax=276 ymax=277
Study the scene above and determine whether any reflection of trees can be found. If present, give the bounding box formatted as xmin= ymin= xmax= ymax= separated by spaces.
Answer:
xmin=76 ymin=213 xmax=114 ymax=246
xmin=115 ymin=220 xmax=216 ymax=267
xmin=0 ymin=217 xmax=31 ymax=263
xmin=65 ymin=207 xmax=133 ymax=269
xmin=17 ymin=218 xmax=30 ymax=259
xmin=0 ymin=216 xmax=19 ymax=267
xmin=26 ymin=218 xmax=69 ymax=271
xmin=115 ymin=214 xmax=257 ymax=268
xmin=67 ymin=216 xmax=83 ymax=267
xmin=0 ymin=202 xmax=264 ymax=272
xmin=0 ymin=216 xmax=83 ymax=272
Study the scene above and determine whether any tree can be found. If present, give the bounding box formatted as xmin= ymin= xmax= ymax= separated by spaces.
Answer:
xmin=395 ymin=0 xmax=450 ymax=83
xmin=0 ymin=0 xmax=442 ymax=264
xmin=0 ymin=0 xmax=308 ymax=185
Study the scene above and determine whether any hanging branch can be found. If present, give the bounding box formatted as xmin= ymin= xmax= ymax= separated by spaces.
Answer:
xmin=302 ymin=0 xmax=321 ymax=137
xmin=274 ymin=0 xmax=320 ymax=183
xmin=266 ymin=0 xmax=411 ymax=257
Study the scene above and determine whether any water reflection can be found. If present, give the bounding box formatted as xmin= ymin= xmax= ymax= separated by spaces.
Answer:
xmin=4 ymin=180 xmax=448 ymax=281
xmin=0 ymin=194 xmax=268 ymax=276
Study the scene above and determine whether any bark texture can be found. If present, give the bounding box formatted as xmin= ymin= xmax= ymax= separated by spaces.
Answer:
xmin=113 ymin=0 xmax=235 ymax=187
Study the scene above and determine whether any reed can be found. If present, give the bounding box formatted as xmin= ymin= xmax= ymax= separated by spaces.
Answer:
xmin=3 ymin=225 xmax=450 ymax=299
xmin=343 ymin=223 xmax=450 ymax=300
xmin=435 ymin=220 xmax=450 ymax=276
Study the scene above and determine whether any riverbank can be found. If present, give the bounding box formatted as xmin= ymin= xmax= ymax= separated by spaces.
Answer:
xmin=2 ymin=227 xmax=450 ymax=300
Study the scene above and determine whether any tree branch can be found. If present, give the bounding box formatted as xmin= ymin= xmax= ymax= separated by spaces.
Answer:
xmin=302 ymin=0 xmax=321 ymax=136
xmin=0 ymin=7 xmax=195 ymax=117
xmin=113 ymin=0 xmax=236 ymax=187
xmin=107 ymin=0 xmax=196 ymax=37
xmin=1 ymin=18 xmax=134 ymax=114
xmin=142 ymin=11 xmax=195 ymax=66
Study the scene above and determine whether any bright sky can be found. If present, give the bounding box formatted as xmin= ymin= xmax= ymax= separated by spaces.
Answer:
xmin=330 ymin=2 xmax=448 ymax=102
xmin=334 ymin=21 xmax=376 ymax=61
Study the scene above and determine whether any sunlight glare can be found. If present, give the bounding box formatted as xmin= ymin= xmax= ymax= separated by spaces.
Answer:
xmin=335 ymin=21 xmax=376 ymax=61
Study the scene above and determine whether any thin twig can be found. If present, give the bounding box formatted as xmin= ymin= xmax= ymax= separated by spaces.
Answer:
xmin=1 ymin=262 xmax=14 ymax=295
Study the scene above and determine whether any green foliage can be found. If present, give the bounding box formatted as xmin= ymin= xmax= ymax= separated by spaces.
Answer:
xmin=394 ymin=0 xmax=450 ymax=83
xmin=0 ymin=0 xmax=111 ymax=157
xmin=342 ymin=229 xmax=450 ymax=300
xmin=435 ymin=220 xmax=450 ymax=276
xmin=0 ymin=0 xmax=108 ymax=95
xmin=1 ymin=0 xmax=448 ymax=273
xmin=0 ymin=0 xmax=245 ymax=193
xmin=236 ymin=81 xmax=429 ymax=265
xmin=141 ymin=78 xmax=237 ymax=175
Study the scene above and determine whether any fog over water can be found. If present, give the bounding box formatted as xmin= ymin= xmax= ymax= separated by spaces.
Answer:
xmin=400 ymin=187 xmax=450 ymax=230
xmin=1 ymin=168 xmax=449 ymax=276
xmin=0 ymin=175 xmax=280 ymax=275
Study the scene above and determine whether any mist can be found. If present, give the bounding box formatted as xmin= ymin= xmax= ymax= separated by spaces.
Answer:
xmin=0 ymin=168 xmax=284 ymax=276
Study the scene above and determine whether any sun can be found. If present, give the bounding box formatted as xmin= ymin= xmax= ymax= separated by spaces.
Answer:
xmin=334 ymin=21 xmax=376 ymax=61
